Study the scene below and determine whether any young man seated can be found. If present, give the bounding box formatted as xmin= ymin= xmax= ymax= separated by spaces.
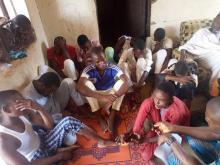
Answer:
xmin=0 ymin=90 xmax=115 ymax=165
xmin=118 ymin=38 xmax=153 ymax=103
xmin=114 ymin=35 xmax=134 ymax=63
xmin=76 ymin=34 xmax=100 ymax=70
xmin=22 ymin=72 xmax=84 ymax=121
xmin=47 ymin=36 xmax=79 ymax=80
xmin=146 ymin=28 xmax=173 ymax=73
xmin=155 ymin=96 xmax=220 ymax=165
xmin=76 ymin=47 xmax=129 ymax=139
xmin=159 ymin=60 xmax=198 ymax=108
xmin=116 ymin=81 xmax=190 ymax=161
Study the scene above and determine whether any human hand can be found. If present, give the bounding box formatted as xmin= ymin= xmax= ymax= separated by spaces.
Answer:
xmin=154 ymin=122 xmax=173 ymax=134
xmin=178 ymin=76 xmax=194 ymax=84
xmin=14 ymin=99 xmax=42 ymax=112
xmin=99 ymin=94 xmax=118 ymax=103
xmin=58 ymin=150 xmax=73 ymax=161
xmin=157 ymin=134 xmax=171 ymax=145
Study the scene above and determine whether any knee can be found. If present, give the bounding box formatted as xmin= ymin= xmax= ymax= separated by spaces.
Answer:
xmin=64 ymin=59 xmax=75 ymax=66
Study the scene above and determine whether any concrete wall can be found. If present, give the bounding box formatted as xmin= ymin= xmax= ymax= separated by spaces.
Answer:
xmin=151 ymin=0 xmax=220 ymax=41
xmin=0 ymin=0 xmax=48 ymax=91
xmin=35 ymin=0 xmax=99 ymax=47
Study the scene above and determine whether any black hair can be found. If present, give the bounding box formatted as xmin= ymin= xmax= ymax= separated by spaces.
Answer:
xmin=174 ymin=61 xmax=189 ymax=75
xmin=0 ymin=90 xmax=21 ymax=107
xmin=77 ymin=34 xmax=89 ymax=46
xmin=133 ymin=38 xmax=145 ymax=50
xmin=14 ymin=14 xmax=32 ymax=31
xmin=38 ymin=72 xmax=60 ymax=87
xmin=154 ymin=28 xmax=165 ymax=41
xmin=156 ymin=81 xmax=175 ymax=98
xmin=54 ymin=36 xmax=66 ymax=44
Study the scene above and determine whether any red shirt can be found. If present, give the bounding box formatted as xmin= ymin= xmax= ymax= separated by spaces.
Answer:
xmin=47 ymin=45 xmax=77 ymax=70
xmin=132 ymin=96 xmax=190 ymax=161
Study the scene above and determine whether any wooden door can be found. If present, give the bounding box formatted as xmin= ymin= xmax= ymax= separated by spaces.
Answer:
xmin=96 ymin=0 xmax=151 ymax=47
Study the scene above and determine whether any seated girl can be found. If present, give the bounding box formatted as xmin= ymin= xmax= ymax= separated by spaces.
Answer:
xmin=0 ymin=90 xmax=113 ymax=165
xmin=116 ymin=81 xmax=190 ymax=161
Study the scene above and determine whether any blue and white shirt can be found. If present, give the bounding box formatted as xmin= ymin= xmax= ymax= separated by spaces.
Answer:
xmin=81 ymin=63 xmax=123 ymax=90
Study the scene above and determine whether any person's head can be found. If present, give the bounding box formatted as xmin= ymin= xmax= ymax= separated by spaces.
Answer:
xmin=89 ymin=46 xmax=107 ymax=71
xmin=205 ymin=97 xmax=220 ymax=127
xmin=132 ymin=38 xmax=145 ymax=58
xmin=0 ymin=90 xmax=24 ymax=118
xmin=13 ymin=14 xmax=32 ymax=33
xmin=77 ymin=34 xmax=91 ymax=52
xmin=211 ymin=13 xmax=220 ymax=34
xmin=174 ymin=61 xmax=189 ymax=76
xmin=53 ymin=36 xmax=66 ymax=54
xmin=33 ymin=72 xmax=61 ymax=97
xmin=154 ymin=28 xmax=166 ymax=42
xmin=152 ymin=81 xmax=175 ymax=109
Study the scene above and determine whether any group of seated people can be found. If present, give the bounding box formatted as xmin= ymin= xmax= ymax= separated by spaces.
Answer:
xmin=0 ymin=12 xmax=220 ymax=165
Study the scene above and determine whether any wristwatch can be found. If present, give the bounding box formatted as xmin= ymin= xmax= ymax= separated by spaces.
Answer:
xmin=166 ymin=136 xmax=176 ymax=146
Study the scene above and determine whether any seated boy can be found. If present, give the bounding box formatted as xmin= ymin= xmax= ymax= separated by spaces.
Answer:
xmin=159 ymin=60 xmax=198 ymax=108
xmin=47 ymin=36 xmax=79 ymax=80
xmin=116 ymin=81 xmax=190 ymax=161
xmin=22 ymin=72 xmax=85 ymax=120
xmin=76 ymin=47 xmax=129 ymax=138
xmin=0 ymin=90 xmax=113 ymax=165
xmin=146 ymin=28 xmax=173 ymax=73
xmin=155 ymin=96 xmax=220 ymax=165
xmin=76 ymin=34 xmax=100 ymax=70
xmin=118 ymin=38 xmax=153 ymax=102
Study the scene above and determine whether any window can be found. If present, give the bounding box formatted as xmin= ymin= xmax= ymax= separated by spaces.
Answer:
xmin=0 ymin=0 xmax=29 ymax=19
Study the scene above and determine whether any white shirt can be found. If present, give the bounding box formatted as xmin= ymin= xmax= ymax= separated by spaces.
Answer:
xmin=146 ymin=37 xmax=173 ymax=51
xmin=118 ymin=48 xmax=153 ymax=82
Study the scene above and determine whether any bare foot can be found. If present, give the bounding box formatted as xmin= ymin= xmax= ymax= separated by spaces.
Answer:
xmin=97 ymin=139 xmax=117 ymax=148
xmin=98 ymin=116 xmax=108 ymax=132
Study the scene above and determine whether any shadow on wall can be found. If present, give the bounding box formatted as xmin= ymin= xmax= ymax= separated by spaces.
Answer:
xmin=165 ymin=26 xmax=179 ymax=47
xmin=35 ymin=0 xmax=99 ymax=47
xmin=41 ymin=41 xmax=48 ymax=65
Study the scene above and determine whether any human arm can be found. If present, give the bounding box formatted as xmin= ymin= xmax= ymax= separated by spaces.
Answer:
xmin=165 ymin=74 xmax=194 ymax=85
xmin=154 ymin=122 xmax=220 ymax=141
xmin=158 ymin=134 xmax=201 ymax=165
xmin=0 ymin=133 xmax=72 ymax=165
xmin=114 ymin=36 xmax=126 ymax=57
xmin=134 ymin=71 xmax=149 ymax=88
xmin=15 ymin=99 xmax=54 ymax=129
xmin=160 ymin=48 xmax=172 ymax=71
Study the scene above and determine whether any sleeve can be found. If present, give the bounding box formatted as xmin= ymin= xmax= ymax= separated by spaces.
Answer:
xmin=46 ymin=48 xmax=53 ymax=60
xmin=133 ymin=100 xmax=151 ymax=133
xmin=137 ymin=49 xmax=153 ymax=72
xmin=164 ymin=38 xmax=173 ymax=49
xmin=80 ymin=67 xmax=91 ymax=79
xmin=111 ymin=64 xmax=124 ymax=78
xmin=178 ymin=29 xmax=203 ymax=51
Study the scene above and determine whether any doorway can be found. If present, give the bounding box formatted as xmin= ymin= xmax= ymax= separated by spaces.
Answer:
xmin=96 ymin=0 xmax=151 ymax=48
